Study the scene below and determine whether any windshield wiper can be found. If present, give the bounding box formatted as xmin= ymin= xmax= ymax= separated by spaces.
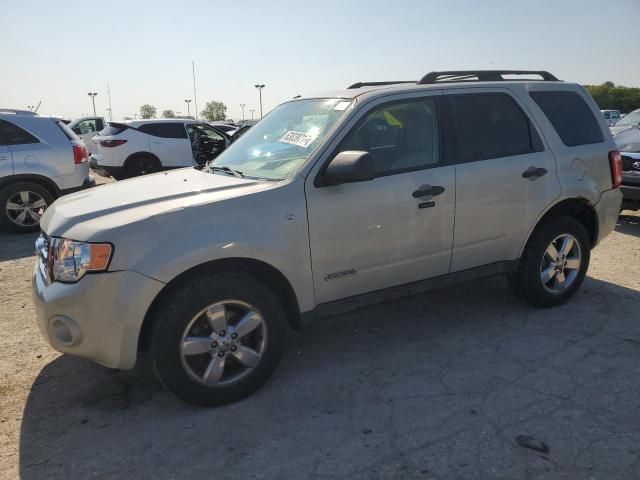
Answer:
xmin=210 ymin=165 xmax=244 ymax=178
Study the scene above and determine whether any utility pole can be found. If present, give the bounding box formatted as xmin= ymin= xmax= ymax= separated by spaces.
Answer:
xmin=250 ymin=109 xmax=255 ymax=120
xmin=240 ymin=103 xmax=246 ymax=122
xmin=88 ymin=92 xmax=98 ymax=116
xmin=192 ymin=61 xmax=198 ymax=120
xmin=184 ymin=99 xmax=192 ymax=118
xmin=254 ymin=84 xmax=265 ymax=118
xmin=106 ymin=83 xmax=113 ymax=120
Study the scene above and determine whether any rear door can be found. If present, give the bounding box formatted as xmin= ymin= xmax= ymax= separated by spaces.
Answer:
xmin=140 ymin=122 xmax=192 ymax=167
xmin=445 ymin=88 xmax=561 ymax=272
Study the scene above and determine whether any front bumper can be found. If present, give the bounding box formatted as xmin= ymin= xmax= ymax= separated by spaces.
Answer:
xmin=32 ymin=262 xmax=164 ymax=369
xmin=90 ymin=154 xmax=124 ymax=179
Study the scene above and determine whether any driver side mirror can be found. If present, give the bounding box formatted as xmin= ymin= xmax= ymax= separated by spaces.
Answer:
xmin=322 ymin=151 xmax=375 ymax=186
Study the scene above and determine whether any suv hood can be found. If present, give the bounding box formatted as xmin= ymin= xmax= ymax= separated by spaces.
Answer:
xmin=41 ymin=168 xmax=270 ymax=239
xmin=614 ymin=127 xmax=640 ymax=153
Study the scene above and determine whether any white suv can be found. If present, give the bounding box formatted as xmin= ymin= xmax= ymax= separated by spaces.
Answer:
xmin=32 ymin=71 xmax=623 ymax=406
xmin=90 ymin=119 xmax=229 ymax=179
xmin=0 ymin=109 xmax=93 ymax=232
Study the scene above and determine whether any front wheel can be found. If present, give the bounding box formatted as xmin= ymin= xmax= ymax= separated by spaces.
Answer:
xmin=511 ymin=216 xmax=590 ymax=307
xmin=150 ymin=273 xmax=287 ymax=406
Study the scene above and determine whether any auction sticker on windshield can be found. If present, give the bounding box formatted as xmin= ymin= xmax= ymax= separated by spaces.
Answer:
xmin=279 ymin=130 xmax=316 ymax=148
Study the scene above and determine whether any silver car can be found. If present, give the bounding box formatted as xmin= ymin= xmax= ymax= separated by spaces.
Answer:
xmin=32 ymin=70 xmax=623 ymax=406
xmin=0 ymin=109 xmax=94 ymax=232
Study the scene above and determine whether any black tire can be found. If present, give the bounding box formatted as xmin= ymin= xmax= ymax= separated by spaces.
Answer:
xmin=150 ymin=272 xmax=287 ymax=407
xmin=124 ymin=155 xmax=161 ymax=178
xmin=0 ymin=182 xmax=55 ymax=233
xmin=511 ymin=215 xmax=590 ymax=307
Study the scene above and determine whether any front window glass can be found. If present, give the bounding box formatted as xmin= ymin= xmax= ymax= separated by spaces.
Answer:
xmin=209 ymin=98 xmax=351 ymax=180
xmin=616 ymin=110 xmax=640 ymax=126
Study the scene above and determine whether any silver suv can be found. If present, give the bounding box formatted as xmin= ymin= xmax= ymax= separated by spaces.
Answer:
xmin=32 ymin=70 xmax=623 ymax=406
xmin=0 ymin=110 xmax=94 ymax=232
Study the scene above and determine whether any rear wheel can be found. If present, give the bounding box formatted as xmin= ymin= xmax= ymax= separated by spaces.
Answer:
xmin=511 ymin=216 xmax=590 ymax=307
xmin=124 ymin=155 xmax=161 ymax=178
xmin=150 ymin=272 xmax=287 ymax=406
xmin=0 ymin=182 xmax=54 ymax=233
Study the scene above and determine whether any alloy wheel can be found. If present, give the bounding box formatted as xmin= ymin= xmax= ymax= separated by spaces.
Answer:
xmin=539 ymin=233 xmax=582 ymax=294
xmin=179 ymin=300 xmax=268 ymax=386
xmin=5 ymin=191 xmax=47 ymax=227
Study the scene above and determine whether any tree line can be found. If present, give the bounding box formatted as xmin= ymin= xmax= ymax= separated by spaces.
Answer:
xmin=584 ymin=82 xmax=640 ymax=113
xmin=138 ymin=101 xmax=228 ymax=121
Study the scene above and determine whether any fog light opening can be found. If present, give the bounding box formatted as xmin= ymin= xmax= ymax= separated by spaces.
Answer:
xmin=49 ymin=316 xmax=82 ymax=347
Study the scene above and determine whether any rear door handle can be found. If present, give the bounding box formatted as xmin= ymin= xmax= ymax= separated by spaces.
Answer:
xmin=412 ymin=184 xmax=445 ymax=198
xmin=522 ymin=166 xmax=548 ymax=179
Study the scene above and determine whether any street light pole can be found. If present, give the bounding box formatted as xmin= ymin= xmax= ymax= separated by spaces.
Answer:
xmin=184 ymin=99 xmax=192 ymax=118
xmin=240 ymin=103 xmax=246 ymax=122
xmin=254 ymin=84 xmax=265 ymax=118
xmin=87 ymin=92 xmax=98 ymax=116
xmin=249 ymin=109 xmax=255 ymax=120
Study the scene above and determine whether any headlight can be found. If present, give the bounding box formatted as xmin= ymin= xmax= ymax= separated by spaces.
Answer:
xmin=49 ymin=237 xmax=113 ymax=283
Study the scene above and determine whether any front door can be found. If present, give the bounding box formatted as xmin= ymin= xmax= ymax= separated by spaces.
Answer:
xmin=445 ymin=89 xmax=561 ymax=272
xmin=305 ymin=95 xmax=455 ymax=305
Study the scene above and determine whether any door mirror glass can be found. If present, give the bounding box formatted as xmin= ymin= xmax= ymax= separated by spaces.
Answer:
xmin=322 ymin=151 xmax=375 ymax=186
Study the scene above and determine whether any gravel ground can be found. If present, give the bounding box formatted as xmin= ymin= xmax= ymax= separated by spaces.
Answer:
xmin=0 ymin=186 xmax=639 ymax=479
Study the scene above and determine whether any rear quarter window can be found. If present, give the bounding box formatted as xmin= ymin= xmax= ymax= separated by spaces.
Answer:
xmin=0 ymin=119 xmax=40 ymax=146
xmin=530 ymin=91 xmax=604 ymax=146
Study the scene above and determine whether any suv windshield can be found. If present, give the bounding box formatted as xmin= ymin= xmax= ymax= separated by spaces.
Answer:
xmin=208 ymin=98 xmax=352 ymax=180
xmin=615 ymin=109 xmax=640 ymax=127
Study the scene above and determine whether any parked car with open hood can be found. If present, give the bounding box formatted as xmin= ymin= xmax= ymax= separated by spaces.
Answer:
xmin=32 ymin=70 xmax=622 ymax=406
xmin=90 ymin=119 xmax=229 ymax=179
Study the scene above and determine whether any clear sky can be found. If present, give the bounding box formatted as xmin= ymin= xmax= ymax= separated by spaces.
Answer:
xmin=2 ymin=0 xmax=639 ymax=121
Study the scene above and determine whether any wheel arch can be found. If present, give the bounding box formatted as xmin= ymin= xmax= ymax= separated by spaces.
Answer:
xmin=520 ymin=197 xmax=598 ymax=257
xmin=137 ymin=257 xmax=302 ymax=354
xmin=123 ymin=151 xmax=161 ymax=169
xmin=0 ymin=174 xmax=61 ymax=199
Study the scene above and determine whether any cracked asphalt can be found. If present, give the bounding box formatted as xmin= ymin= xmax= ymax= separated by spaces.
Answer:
xmin=0 ymin=205 xmax=639 ymax=479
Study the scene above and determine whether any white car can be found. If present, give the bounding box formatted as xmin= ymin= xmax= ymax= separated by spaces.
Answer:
xmin=90 ymin=119 xmax=229 ymax=179
xmin=68 ymin=116 xmax=106 ymax=154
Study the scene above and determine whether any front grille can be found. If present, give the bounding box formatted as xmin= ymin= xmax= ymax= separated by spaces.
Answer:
xmin=621 ymin=156 xmax=634 ymax=172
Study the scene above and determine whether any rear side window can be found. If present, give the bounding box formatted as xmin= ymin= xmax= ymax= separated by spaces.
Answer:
xmin=138 ymin=123 xmax=188 ymax=139
xmin=530 ymin=91 xmax=603 ymax=146
xmin=449 ymin=93 xmax=543 ymax=163
xmin=0 ymin=119 xmax=39 ymax=146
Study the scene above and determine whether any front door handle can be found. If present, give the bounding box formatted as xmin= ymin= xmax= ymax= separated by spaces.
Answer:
xmin=522 ymin=166 xmax=548 ymax=179
xmin=412 ymin=184 xmax=445 ymax=198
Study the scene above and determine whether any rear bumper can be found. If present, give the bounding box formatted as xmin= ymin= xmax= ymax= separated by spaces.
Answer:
xmin=594 ymin=188 xmax=623 ymax=245
xmin=90 ymin=154 xmax=123 ymax=179
xmin=60 ymin=175 xmax=96 ymax=196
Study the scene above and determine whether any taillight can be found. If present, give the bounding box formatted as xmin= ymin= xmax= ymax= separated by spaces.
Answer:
xmin=73 ymin=145 xmax=88 ymax=164
xmin=609 ymin=150 xmax=622 ymax=188
xmin=100 ymin=139 xmax=127 ymax=148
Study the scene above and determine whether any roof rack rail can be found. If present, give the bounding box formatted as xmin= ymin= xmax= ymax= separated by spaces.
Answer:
xmin=348 ymin=81 xmax=415 ymax=89
xmin=418 ymin=70 xmax=559 ymax=84
xmin=0 ymin=108 xmax=38 ymax=116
